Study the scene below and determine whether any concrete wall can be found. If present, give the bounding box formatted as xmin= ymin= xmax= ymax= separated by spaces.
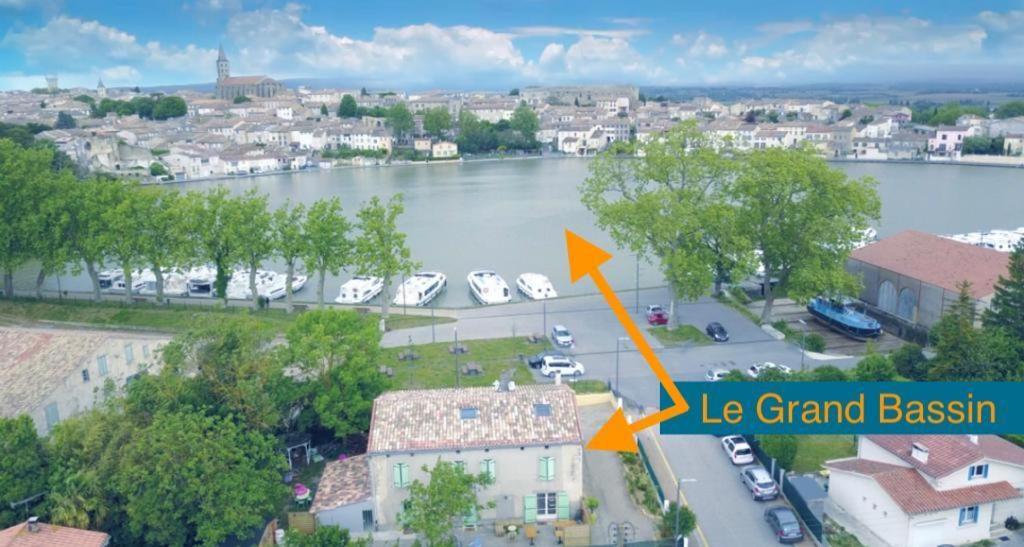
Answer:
xmin=368 ymin=443 xmax=583 ymax=529
xmin=828 ymin=470 xmax=911 ymax=547
xmin=31 ymin=336 xmax=167 ymax=435
xmin=907 ymin=505 xmax=993 ymax=547
xmin=315 ymin=500 xmax=374 ymax=534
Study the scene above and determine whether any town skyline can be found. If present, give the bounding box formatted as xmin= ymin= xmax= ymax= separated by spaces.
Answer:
xmin=2 ymin=0 xmax=1024 ymax=91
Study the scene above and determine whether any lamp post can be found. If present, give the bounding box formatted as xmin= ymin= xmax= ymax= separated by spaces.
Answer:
xmin=675 ymin=477 xmax=698 ymax=542
xmin=454 ymin=327 xmax=460 ymax=388
xmin=615 ymin=336 xmax=629 ymax=394
xmin=798 ymin=319 xmax=808 ymax=371
xmin=635 ymin=254 xmax=641 ymax=314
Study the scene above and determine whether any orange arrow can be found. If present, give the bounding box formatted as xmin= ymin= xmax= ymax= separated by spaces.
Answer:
xmin=565 ymin=229 xmax=689 ymax=453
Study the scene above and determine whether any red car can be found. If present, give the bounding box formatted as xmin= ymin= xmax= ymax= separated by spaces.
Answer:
xmin=646 ymin=304 xmax=669 ymax=325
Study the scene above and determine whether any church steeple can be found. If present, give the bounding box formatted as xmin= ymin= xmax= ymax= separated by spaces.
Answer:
xmin=216 ymin=43 xmax=230 ymax=81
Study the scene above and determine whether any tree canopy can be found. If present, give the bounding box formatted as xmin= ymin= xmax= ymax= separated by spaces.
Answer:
xmin=401 ymin=460 xmax=493 ymax=546
xmin=422 ymin=107 xmax=452 ymax=138
xmin=338 ymin=94 xmax=358 ymax=118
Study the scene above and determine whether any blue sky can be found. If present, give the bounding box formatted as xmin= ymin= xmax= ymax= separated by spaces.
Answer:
xmin=1 ymin=0 xmax=1023 ymax=90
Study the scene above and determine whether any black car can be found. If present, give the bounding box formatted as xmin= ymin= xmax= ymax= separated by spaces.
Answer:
xmin=764 ymin=507 xmax=804 ymax=544
xmin=526 ymin=350 xmax=566 ymax=369
xmin=706 ymin=321 xmax=729 ymax=342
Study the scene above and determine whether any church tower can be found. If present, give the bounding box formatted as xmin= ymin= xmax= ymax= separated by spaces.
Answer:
xmin=216 ymin=43 xmax=230 ymax=81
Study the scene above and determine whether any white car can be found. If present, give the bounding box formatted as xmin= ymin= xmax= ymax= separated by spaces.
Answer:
xmin=746 ymin=361 xmax=793 ymax=379
xmin=550 ymin=325 xmax=574 ymax=348
xmin=540 ymin=355 xmax=585 ymax=378
xmin=721 ymin=435 xmax=755 ymax=465
xmin=705 ymin=369 xmax=730 ymax=382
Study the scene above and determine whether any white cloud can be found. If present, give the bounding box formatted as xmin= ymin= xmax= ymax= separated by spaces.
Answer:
xmin=755 ymin=21 xmax=814 ymax=39
xmin=559 ymin=35 xmax=662 ymax=80
xmin=2 ymin=16 xmax=217 ymax=80
xmin=100 ymin=65 xmax=141 ymax=83
xmin=539 ymin=43 xmax=565 ymax=65
xmin=977 ymin=10 xmax=1024 ymax=32
xmin=510 ymin=26 xmax=646 ymax=40
xmin=687 ymin=32 xmax=728 ymax=58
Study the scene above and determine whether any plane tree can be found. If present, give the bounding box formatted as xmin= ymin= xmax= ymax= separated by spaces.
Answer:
xmin=302 ymin=197 xmax=352 ymax=308
xmin=353 ymin=195 xmax=419 ymax=329
xmin=271 ymin=200 xmax=308 ymax=313
xmin=230 ymin=190 xmax=273 ymax=310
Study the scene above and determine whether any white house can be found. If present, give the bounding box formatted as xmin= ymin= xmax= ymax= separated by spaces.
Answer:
xmin=310 ymin=384 xmax=583 ymax=536
xmin=825 ymin=435 xmax=1024 ymax=547
xmin=431 ymin=141 xmax=458 ymax=159
xmin=928 ymin=126 xmax=972 ymax=160
xmin=0 ymin=327 xmax=169 ymax=435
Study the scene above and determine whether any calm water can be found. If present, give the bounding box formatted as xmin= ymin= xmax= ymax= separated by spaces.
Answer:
xmin=17 ymin=158 xmax=1024 ymax=307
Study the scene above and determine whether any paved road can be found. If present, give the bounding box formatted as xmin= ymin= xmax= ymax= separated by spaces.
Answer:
xmin=384 ymin=286 xmax=854 ymax=546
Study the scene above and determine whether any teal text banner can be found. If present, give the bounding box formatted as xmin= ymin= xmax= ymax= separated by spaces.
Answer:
xmin=659 ymin=382 xmax=1024 ymax=435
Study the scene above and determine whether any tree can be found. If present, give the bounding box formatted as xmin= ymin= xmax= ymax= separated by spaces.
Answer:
xmin=152 ymin=96 xmax=187 ymax=120
xmin=401 ymin=460 xmax=493 ymax=546
xmin=73 ymin=94 xmax=95 ymax=107
xmin=455 ymin=111 xmax=496 ymax=153
xmin=285 ymin=526 xmax=360 ymax=547
xmin=231 ymin=190 xmax=273 ymax=309
xmin=929 ymin=281 xmax=985 ymax=380
xmin=853 ymin=354 xmax=897 ymax=382
xmin=510 ymin=104 xmax=539 ymax=145
xmin=55 ymin=111 xmax=76 ymax=129
xmin=285 ymin=310 xmax=388 ymax=438
xmin=659 ymin=502 xmax=697 ymax=541
xmin=115 ymin=411 xmax=286 ymax=546
xmin=995 ymin=101 xmax=1024 ymax=119
xmin=731 ymin=147 xmax=881 ymax=321
xmin=0 ymin=140 xmax=56 ymax=298
xmin=338 ymin=94 xmax=358 ymax=118
xmin=386 ymin=102 xmax=414 ymax=141
xmin=66 ymin=177 xmax=122 ymax=301
xmin=759 ymin=435 xmax=798 ymax=470
xmin=353 ymin=195 xmax=418 ymax=327
xmin=423 ymin=107 xmax=452 ymax=139
xmin=272 ymin=201 xmax=308 ymax=313
xmin=581 ymin=121 xmax=751 ymax=324
xmin=29 ymin=168 xmax=76 ymax=298
xmin=891 ymin=343 xmax=928 ymax=381
xmin=508 ymin=88 xmax=519 ymax=96
xmin=233 ymin=95 xmax=251 ymax=104
xmin=983 ymin=240 xmax=1024 ymax=340
xmin=0 ymin=416 xmax=48 ymax=528
xmin=320 ymin=104 xmax=329 ymax=117
xmin=137 ymin=189 xmax=192 ymax=304
xmin=810 ymin=365 xmax=848 ymax=381
xmin=130 ymin=96 xmax=156 ymax=119
xmin=189 ymin=188 xmax=244 ymax=304
xmin=303 ymin=198 xmax=352 ymax=308
xmin=101 ymin=180 xmax=149 ymax=304
xmin=839 ymin=108 xmax=852 ymax=120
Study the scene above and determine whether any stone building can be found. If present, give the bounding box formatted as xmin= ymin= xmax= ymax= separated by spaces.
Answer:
xmin=214 ymin=44 xmax=284 ymax=101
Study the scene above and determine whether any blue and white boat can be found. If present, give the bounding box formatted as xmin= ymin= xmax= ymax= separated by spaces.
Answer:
xmin=806 ymin=297 xmax=882 ymax=340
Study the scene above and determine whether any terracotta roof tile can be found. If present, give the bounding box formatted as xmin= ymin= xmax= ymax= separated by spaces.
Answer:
xmin=0 ymin=522 xmax=109 ymax=547
xmin=309 ymin=455 xmax=371 ymax=513
xmin=864 ymin=435 xmax=1024 ymax=478
xmin=850 ymin=231 xmax=1009 ymax=298
xmin=826 ymin=458 xmax=1020 ymax=514
xmin=367 ymin=385 xmax=582 ymax=454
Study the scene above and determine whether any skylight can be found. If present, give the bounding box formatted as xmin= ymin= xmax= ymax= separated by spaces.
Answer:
xmin=460 ymin=407 xmax=479 ymax=419
xmin=534 ymin=403 xmax=552 ymax=417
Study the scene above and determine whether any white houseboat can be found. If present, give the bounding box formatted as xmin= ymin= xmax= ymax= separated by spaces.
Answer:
xmin=515 ymin=273 xmax=557 ymax=300
xmin=335 ymin=276 xmax=384 ymax=304
xmin=393 ymin=271 xmax=447 ymax=307
xmin=467 ymin=270 xmax=512 ymax=305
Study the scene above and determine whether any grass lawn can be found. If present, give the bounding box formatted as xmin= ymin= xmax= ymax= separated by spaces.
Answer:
xmin=792 ymin=435 xmax=857 ymax=474
xmin=381 ymin=336 xmax=545 ymax=389
xmin=0 ymin=297 xmax=447 ymax=335
xmin=570 ymin=379 xmax=610 ymax=394
xmin=648 ymin=324 xmax=711 ymax=347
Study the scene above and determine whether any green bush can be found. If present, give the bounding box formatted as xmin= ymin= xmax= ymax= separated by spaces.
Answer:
xmin=891 ymin=343 xmax=928 ymax=381
xmin=659 ymin=502 xmax=697 ymax=539
xmin=771 ymin=320 xmax=796 ymax=338
xmin=759 ymin=434 xmax=798 ymax=470
xmin=803 ymin=333 xmax=826 ymax=353
xmin=853 ymin=354 xmax=897 ymax=382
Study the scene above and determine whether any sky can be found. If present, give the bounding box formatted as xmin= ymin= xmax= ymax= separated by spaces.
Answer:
xmin=1 ymin=0 xmax=1023 ymax=91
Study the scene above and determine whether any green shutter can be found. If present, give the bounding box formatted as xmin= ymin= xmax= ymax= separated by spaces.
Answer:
xmin=524 ymin=495 xmax=537 ymax=523
xmin=463 ymin=505 xmax=478 ymax=526
xmin=557 ymin=491 xmax=570 ymax=519
xmin=393 ymin=463 xmax=409 ymax=488
xmin=539 ymin=457 xmax=555 ymax=481
xmin=482 ymin=458 xmax=496 ymax=481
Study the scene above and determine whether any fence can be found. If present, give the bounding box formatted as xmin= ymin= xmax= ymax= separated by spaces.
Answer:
xmin=746 ymin=436 xmax=825 ymax=543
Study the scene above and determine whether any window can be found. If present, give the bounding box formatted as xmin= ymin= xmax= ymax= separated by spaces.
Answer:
xmin=536 ymin=492 xmax=557 ymax=517
xmin=97 ymin=355 xmax=109 ymax=376
xmin=142 ymin=345 xmax=150 ymax=358
xmin=81 ymin=369 xmax=90 ymax=383
xmin=124 ymin=344 xmax=134 ymax=364
xmin=393 ymin=463 xmax=410 ymax=489
xmin=959 ymin=505 xmax=979 ymax=526
xmin=44 ymin=402 xmax=60 ymax=430
xmin=534 ymin=403 xmax=552 ymax=417
xmin=454 ymin=460 xmax=466 ymax=471
xmin=481 ymin=458 xmax=496 ymax=481
xmin=538 ymin=456 xmax=555 ymax=481
xmin=968 ymin=464 xmax=989 ymax=480
xmin=460 ymin=407 xmax=478 ymax=420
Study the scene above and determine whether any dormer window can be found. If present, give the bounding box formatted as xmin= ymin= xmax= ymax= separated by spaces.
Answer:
xmin=967 ymin=464 xmax=988 ymax=480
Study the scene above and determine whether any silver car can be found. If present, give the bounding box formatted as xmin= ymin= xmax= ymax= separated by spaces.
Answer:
xmin=740 ymin=465 xmax=779 ymax=501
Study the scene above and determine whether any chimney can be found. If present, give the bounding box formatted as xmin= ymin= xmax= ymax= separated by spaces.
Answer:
xmin=27 ymin=517 xmax=40 ymax=533
xmin=911 ymin=442 xmax=929 ymax=464
xmin=968 ymin=434 xmax=979 ymax=445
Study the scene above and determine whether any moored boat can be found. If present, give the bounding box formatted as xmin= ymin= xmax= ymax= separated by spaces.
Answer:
xmin=335 ymin=276 xmax=384 ymax=304
xmin=393 ymin=271 xmax=447 ymax=307
xmin=515 ymin=273 xmax=557 ymax=300
xmin=467 ymin=270 xmax=512 ymax=305
xmin=806 ymin=297 xmax=881 ymax=340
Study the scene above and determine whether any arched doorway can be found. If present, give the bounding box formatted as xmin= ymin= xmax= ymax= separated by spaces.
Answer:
xmin=878 ymin=280 xmax=897 ymax=314
xmin=897 ymin=288 xmax=918 ymax=322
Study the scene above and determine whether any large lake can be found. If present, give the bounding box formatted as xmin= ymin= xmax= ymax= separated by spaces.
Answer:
xmin=20 ymin=158 xmax=1024 ymax=307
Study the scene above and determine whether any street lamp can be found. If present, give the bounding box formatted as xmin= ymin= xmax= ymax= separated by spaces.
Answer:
xmin=615 ymin=336 xmax=629 ymax=394
xmin=675 ymin=477 xmax=698 ymax=542
xmin=454 ymin=327 xmax=460 ymax=388
xmin=635 ymin=254 xmax=641 ymax=314
xmin=798 ymin=319 xmax=808 ymax=371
